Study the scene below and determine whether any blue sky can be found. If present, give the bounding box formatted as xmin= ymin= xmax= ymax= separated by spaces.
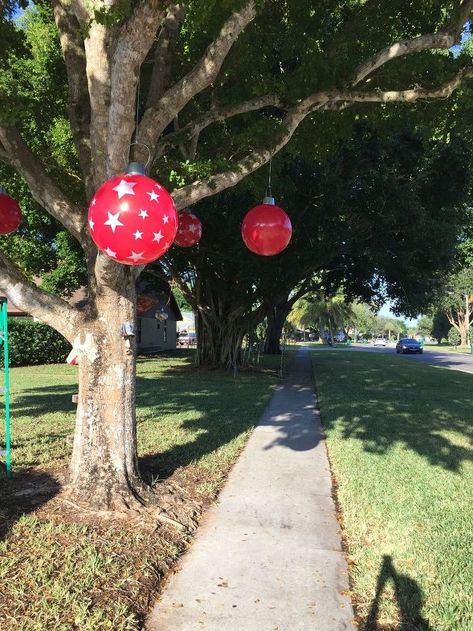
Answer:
xmin=378 ymin=302 xmax=418 ymax=326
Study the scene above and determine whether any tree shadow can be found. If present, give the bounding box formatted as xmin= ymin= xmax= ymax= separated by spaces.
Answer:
xmin=12 ymin=383 xmax=77 ymax=417
xmin=257 ymin=383 xmax=322 ymax=452
xmin=137 ymin=374 xmax=272 ymax=481
xmin=364 ymin=555 xmax=431 ymax=631
xmin=7 ymin=358 xmax=273 ymax=482
xmin=314 ymin=353 xmax=473 ymax=472
xmin=0 ymin=469 xmax=60 ymax=541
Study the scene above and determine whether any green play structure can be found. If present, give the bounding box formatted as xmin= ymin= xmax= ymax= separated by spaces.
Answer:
xmin=0 ymin=297 xmax=11 ymax=477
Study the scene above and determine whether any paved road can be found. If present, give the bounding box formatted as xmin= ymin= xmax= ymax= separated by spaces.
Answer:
xmin=147 ymin=348 xmax=356 ymax=631
xmin=348 ymin=344 xmax=473 ymax=375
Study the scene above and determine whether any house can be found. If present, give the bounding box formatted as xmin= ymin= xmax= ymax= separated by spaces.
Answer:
xmin=0 ymin=277 xmax=182 ymax=354
xmin=135 ymin=276 xmax=182 ymax=354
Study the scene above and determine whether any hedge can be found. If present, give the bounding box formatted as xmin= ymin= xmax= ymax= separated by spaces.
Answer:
xmin=1 ymin=319 xmax=71 ymax=367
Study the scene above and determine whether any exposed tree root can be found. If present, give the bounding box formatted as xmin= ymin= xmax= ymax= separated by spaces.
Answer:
xmin=43 ymin=476 xmax=202 ymax=534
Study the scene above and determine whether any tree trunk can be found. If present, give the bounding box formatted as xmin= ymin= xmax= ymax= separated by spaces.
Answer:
xmin=264 ymin=302 xmax=291 ymax=354
xmin=68 ymin=279 xmax=149 ymax=510
xmin=195 ymin=311 xmax=245 ymax=368
xmin=447 ymin=310 xmax=468 ymax=348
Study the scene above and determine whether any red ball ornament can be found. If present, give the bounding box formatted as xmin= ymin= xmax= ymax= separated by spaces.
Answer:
xmin=241 ymin=196 xmax=292 ymax=256
xmin=174 ymin=210 xmax=202 ymax=247
xmin=0 ymin=189 xmax=21 ymax=235
xmin=87 ymin=163 xmax=178 ymax=265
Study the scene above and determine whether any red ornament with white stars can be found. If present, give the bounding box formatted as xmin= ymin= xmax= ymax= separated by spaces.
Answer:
xmin=87 ymin=165 xmax=178 ymax=265
xmin=0 ymin=190 xmax=21 ymax=235
xmin=174 ymin=210 xmax=202 ymax=247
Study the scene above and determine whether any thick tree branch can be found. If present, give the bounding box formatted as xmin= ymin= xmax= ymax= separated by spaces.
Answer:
xmin=84 ymin=22 xmax=113 ymax=187
xmin=0 ymin=252 xmax=82 ymax=341
xmin=156 ymin=94 xmax=282 ymax=157
xmin=107 ymin=1 xmax=167 ymax=174
xmin=139 ymin=0 xmax=258 ymax=157
xmin=172 ymin=68 xmax=473 ymax=209
xmin=52 ymin=0 xmax=93 ymax=197
xmin=353 ymin=0 xmax=473 ymax=85
xmin=146 ymin=3 xmax=185 ymax=109
xmin=0 ymin=127 xmax=87 ymax=244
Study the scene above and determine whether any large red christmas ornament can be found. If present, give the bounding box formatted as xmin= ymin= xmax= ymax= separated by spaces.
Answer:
xmin=0 ymin=188 xmax=21 ymax=235
xmin=241 ymin=196 xmax=292 ymax=256
xmin=174 ymin=210 xmax=202 ymax=247
xmin=87 ymin=163 xmax=178 ymax=265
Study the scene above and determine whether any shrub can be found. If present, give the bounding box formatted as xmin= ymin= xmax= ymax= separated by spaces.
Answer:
xmin=1 ymin=319 xmax=71 ymax=367
xmin=447 ymin=327 xmax=461 ymax=347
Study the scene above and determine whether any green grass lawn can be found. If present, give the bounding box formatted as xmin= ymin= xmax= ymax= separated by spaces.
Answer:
xmin=311 ymin=350 xmax=473 ymax=631
xmin=0 ymin=351 xmax=279 ymax=630
xmin=423 ymin=343 xmax=472 ymax=354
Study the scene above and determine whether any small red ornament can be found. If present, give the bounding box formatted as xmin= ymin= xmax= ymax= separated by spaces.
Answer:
xmin=241 ymin=196 xmax=292 ymax=256
xmin=87 ymin=163 xmax=178 ymax=265
xmin=174 ymin=210 xmax=202 ymax=247
xmin=0 ymin=188 xmax=21 ymax=235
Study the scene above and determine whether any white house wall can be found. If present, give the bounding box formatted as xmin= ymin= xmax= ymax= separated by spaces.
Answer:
xmin=138 ymin=303 xmax=178 ymax=352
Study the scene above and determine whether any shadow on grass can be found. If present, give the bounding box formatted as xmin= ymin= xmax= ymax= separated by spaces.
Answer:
xmin=0 ymin=469 xmax=60 ymax=541
xmin=9 ymin=357 xmax=275 ymax=482
xmin=137 ymin=373 xmax=272 ymax=481
xmin=313 ymin=352 xmax=473 ymax=472
xmin=363 ymin=555 xmax=431 ymax=631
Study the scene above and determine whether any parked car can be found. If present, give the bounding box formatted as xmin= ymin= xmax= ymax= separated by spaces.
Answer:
xmin=373 ymin=336 xmax=387 ymax=347
xmin=396 ymin=338 xmax=423 ymax=354
xmin=177 ymin=332 xmax=197 ymax=346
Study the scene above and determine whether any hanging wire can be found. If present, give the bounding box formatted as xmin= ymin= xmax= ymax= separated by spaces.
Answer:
xmin=125 ymin=66 xmax=151 ymax=168
xmin=135 ymin=70 xmax=141 ymax=144
xmin=266 ymin=156 xmax=273 ymax=198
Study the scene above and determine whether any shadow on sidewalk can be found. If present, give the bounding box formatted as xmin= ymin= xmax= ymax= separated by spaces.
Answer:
xmin=363 ymin=555 xmax=431 ymax=631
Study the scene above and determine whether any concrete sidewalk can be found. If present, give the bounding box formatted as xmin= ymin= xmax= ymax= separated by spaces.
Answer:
xmin=146 ymin=348 xmax=356 ymax=631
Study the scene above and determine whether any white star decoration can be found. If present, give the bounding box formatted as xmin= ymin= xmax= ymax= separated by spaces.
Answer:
xmin=153 ymin=231 xmax=163 ymax=243
xmin=147 ymin=190 xmax=160 ymax=202
xmin=104 ymin=211 xmax=124 ymax=232
xmin=138 ymin=209 xmax=149 ymax=219
xmin=91 ymin=198 xmax=96 ymax=206
xmin=113 ymin=180 xmax=136 ymax=199
xmin=133 ymin=229 xmax=143 ymax=240
xmin=104 ymin=247 xmax=117 ymax=258
xmin=89 ymin=218 xmax=95 ymax=230
xmin=188 ymin=223 xmax=197 ymax=233
xmin=163 ymin=215 xmax=169 ymax=224
xmin=127 ymin=251 xmax=145 ymax=263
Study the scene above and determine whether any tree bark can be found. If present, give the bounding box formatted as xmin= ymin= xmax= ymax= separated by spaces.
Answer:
xmin=195 ymin=310 xmax=246 ymax=369
xmin=446 ymin=308 xmax=469 ymax=348
xmin=264 ymin=302 xmax=291 ymax=354
xmin=68 ymin=279 xmax=149 ymax=510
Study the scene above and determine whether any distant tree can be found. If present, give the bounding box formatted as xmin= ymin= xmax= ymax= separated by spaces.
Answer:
xmin=347 ymin=302 xmax=377 ymax=340
xmin=432 ymin=311 xmax=451 ymax=343
xmin=289 ymin=294 xmax=353 ymax=342
xmin=437 ymin=267 xmax=473 ymax=346
xmin=448 ymin=327 xmax=461 ymax=347
xmin=417 ymin=315 xmax=434 ymax=337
